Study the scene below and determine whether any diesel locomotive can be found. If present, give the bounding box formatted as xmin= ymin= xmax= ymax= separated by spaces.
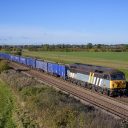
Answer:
xmin=0 ymin=52 xmax=126 ymax=96
xmin=67 ymin=63 xmax=126 ymax=96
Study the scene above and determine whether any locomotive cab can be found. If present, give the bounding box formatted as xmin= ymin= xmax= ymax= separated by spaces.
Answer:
xmin=67 ymin=63 xmax=126 ymax=96
xmin=109 ymin=72 xmax=126 ymax=96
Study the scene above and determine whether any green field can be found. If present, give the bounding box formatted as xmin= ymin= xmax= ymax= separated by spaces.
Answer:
xmin=23 ymin=50 xmax=128 ymax=79
xmin=23 ymin=51 xmax=128 ymax=67
xmin=0 ymin=79 xmax=15 ymax=127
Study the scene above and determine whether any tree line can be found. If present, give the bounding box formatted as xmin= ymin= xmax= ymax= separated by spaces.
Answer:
xmin=0 ymin=43 xmax=128 ymax=52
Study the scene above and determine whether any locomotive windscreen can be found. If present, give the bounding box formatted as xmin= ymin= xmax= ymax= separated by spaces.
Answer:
xmin=110 ymin=73 xmax=125 ymax=80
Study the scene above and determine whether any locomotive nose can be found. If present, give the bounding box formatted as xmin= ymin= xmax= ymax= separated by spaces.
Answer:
xmin=110 ymin=80 xmax=126 ymax=89
xmin=113 ymin=81 xmax=126 ymax=88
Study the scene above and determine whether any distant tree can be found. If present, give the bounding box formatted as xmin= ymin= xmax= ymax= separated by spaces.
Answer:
xmin=97 ymin=44 xmax=102 ymax=49
xmin=125 ymin=44 xmax=128 ymax=49
xmin=86 ymin=43 xmax=93 ymax=49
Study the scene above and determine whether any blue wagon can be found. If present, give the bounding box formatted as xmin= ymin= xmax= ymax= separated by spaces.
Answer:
xmin=6 ymin=54 xmax=11 ymax=60
xmin=58 ymin=65 xmax=67 ymax=79
xmin=0 ymin=53 xmax=4 ymax=59
xmin=48 ymin=62 xmax=67 ymax=79
xmin=26 ymin=57 xmax=36 ymax=68
xmin=0 ymin=53 xmax=1 ymax=59
xmin=20 ymin=56 xmax=27 ymax=65
xmin=10 ymin=55 xmax=20 ymax=63
xmin=36 ymin=60 xmax=48 ymax=72
xmin=0 ymin=53 xmax=10 ymax=60
xmin=48 ymin=62 xmax=58 ymax=74
xmin=10 ymin=55 xmax=14 ymax=61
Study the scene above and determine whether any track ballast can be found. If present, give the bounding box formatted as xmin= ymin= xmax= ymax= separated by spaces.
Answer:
xmin=9 ymin=61 xmax=128 ymax=120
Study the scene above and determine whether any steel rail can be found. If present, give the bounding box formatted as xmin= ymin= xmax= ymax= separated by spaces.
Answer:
xmin=9 ymin=62 xmax=128 ymax=119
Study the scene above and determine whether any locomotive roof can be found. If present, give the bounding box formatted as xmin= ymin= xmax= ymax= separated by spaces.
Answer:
xmin=69 ymin=63 xmax=122 ymax=74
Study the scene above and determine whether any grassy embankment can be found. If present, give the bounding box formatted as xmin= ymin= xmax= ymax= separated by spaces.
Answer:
xmin=23 ymin=51 xmax=128 ymax=80
xmin=0 ymin=60 xmax=16 ymax=127
xmin=0 ymin=70 xmax=122 ymax=128
xmin=0 ymin=79 xmax=16 ymax=127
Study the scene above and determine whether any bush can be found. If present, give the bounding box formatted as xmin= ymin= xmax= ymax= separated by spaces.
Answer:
xmin=0 ymin=60 xmax=9 ymax=73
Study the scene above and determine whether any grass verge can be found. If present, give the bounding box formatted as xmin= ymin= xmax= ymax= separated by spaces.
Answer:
xmin=0 ymin=70 xmax=122 ymax=128
xmin=0 ymin=79 xmax=15 ymax=128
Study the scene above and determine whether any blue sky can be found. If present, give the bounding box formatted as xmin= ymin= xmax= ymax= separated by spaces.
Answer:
xmin=0 ymin=0 xmax=128 ymax=45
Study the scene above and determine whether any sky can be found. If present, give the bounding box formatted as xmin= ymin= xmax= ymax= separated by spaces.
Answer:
xmin=0 ymin=0 xmax=128 ymax=45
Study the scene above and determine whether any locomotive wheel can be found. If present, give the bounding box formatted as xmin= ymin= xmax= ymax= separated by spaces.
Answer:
xmin=88 ymin=84 xmax=92 ymax=89
xmin=107 ymin=90 xmax=110 ymax=96
xmin=103 ymin=90 xmax=107 ymax=95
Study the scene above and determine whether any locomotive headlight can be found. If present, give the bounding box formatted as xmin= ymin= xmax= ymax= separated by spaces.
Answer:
xmin=110 ymin=79 xmax=126 ymax=89
xmin=121 ymin=81 xmax=123 ymax=84
xmin=122 ymin=81 xmax=126 ymax=84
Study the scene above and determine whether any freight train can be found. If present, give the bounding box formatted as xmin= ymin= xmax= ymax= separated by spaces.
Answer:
xmin=0 ymin=52 xmax=126 ymax=96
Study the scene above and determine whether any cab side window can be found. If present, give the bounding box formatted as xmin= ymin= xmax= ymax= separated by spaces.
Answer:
xmin=103 ymin=74 xmax=109 ymax=80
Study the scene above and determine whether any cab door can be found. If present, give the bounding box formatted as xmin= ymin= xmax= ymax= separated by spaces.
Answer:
xmin=102 ymin=74 xmax=110 ymax=89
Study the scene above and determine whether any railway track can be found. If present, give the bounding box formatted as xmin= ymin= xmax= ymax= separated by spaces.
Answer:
xmin=116 ymin=97 xmax=128 ymax=104
xmin=9 ymin=62 xmax=128 ymax=120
